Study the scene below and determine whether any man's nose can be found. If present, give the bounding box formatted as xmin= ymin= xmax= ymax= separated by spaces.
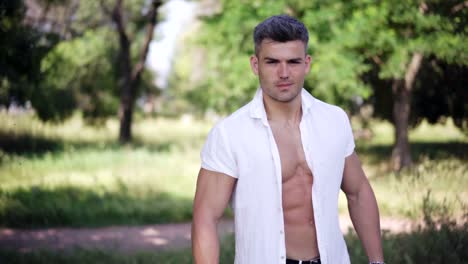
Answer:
xmin=278 ymin=63 xmax=289 ymax=79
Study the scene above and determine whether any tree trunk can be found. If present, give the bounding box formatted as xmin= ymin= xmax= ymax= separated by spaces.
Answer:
xmin=111 ymin=0 xmax=162 ymax=143
xmin=390 ymin=52 xmax=423 ymax=171
xmin=391 ymin=79 xmax=412 ymax=171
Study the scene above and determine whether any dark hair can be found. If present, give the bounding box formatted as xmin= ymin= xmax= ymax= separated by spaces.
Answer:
xmin=253 ymin=14 xmax=309 ymax=55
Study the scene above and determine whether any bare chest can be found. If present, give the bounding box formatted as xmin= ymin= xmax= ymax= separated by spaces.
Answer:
xmin=270 ymin=124 xmax=312 ymax=183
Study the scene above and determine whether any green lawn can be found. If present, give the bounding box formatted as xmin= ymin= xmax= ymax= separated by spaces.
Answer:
xmin=0 ymin=113 xmax=467 ymax=263
xmin=0 ymin=113 xmax=210 ymax=227
xmin=346 ymin=119 xmax=468 ymax=219
xmin=0 ymin=113 xmax=466 ymax=227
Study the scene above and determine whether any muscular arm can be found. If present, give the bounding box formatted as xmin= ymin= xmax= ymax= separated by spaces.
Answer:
xmin=192 ymin=168 xmax=236 ymax=264
xmin=341 ymin=152 xmax=384 ymax=262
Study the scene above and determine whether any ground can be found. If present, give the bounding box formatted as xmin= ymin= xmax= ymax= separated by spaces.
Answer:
xmin=0 ymin=216 xmax=415 ymax=254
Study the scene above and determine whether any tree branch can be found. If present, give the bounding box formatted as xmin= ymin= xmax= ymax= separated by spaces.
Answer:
xmin=131 ymin=0 xmax=163 ymax=83
xmin=112 ymin=0 xmax=130 ymax=64
xmin=371 ymin=55 xmax=383 ymax=65
xmin=419 ymin=1 xmax=428 ymax=14
xmin=404 ymin=52 xmax=423 ymax=92
xmin=451 ymin=1 xmax=468 ymax=13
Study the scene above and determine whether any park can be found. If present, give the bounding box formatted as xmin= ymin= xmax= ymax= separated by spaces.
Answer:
xmin=1 ymin=0 xmax=467 ymax=263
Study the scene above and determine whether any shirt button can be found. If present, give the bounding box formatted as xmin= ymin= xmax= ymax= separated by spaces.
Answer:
xmin=281 ymin=256 xmax=285 ymax=259
xmin=280 ymin=230 xmax=283 ymax=234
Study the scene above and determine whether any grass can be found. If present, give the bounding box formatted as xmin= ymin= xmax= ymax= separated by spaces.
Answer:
xmin=0 ymin=112 xmax=467 ymax=263
xmin=339 ymin=118 xmax=468 ymax=219
xmin=338 ymin=156 xmax=468 ymax=219
xmin=0 ymin=112 xmax=211 ymax=227
xmin=0 ymin=112 xmax=467 ymax=227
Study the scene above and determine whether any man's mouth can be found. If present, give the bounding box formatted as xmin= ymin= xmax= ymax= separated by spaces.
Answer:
xmin=276 ymin=82 xmax=293 ymax=88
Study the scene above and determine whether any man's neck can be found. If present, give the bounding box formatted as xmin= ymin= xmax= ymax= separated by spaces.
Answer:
xmin=263 ymin=95 xmax=302 ymax=127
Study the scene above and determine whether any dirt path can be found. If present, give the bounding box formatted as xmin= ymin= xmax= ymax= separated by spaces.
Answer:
xmin=0 ymin=216 xmax=415 ymax=253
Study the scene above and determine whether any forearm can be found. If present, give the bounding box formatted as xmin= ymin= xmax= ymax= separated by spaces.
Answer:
xmin=192 ymin=216 xmax=220 ymax=264
xmin=347 ymin=182 xmax=384 ymax=262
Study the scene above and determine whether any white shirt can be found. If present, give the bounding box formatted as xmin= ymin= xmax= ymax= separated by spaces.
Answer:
xmin=201 ymin=88 xmax=355 ymax=264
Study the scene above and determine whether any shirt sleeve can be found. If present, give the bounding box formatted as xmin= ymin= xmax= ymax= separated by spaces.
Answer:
xmin=200 ymin=122 xmax=238 ymax=178
xmin=342 ymin=110 xmax=355 ymax=157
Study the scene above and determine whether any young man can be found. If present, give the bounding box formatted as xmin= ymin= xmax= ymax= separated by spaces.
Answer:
xmin=192 ymin=15 xmax=385 ymax=264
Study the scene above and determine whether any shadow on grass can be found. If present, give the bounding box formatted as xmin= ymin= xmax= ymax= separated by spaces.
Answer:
xmin=0 ymin=185 xmax=193 ymax=228
xmin=357 ymin=141 xmax=468 ymax=164
xmin=0 ymin=131 xmax=65 ymax=156
xmin=0 ymin=131 xmax=185 ymax=160
xmin=346 ymin=222 xmax=468 ymax=263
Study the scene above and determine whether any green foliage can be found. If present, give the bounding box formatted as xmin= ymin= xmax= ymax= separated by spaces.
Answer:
xmin=38 ymin=29 xmax=120 ymax=121
xmin=346 ymin=194 xmax=468 ymax=263
xmin=0 ymin=0 xmax=60 ymax=110
xmin=1 ymin=0 xmax=159 ymax=123
xmin=171 ymin=1 xmax=282 ymax=114
xmin=172 ymin=0 xmax=467 ymax=127
xmin=0 ymin=186 xmax=193 ymax=227
xmin=69 ymin=0 xmax=151 ymax=37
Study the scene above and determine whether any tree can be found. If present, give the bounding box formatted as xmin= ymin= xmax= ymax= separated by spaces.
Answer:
xmin=2 ymin=0 xmax=163 ymax=142
xmin=38 ymin=28 xmax=120 ymax=121
xmin=326 ymin=0 xmax=467 ymax=170
xmin=43 ymin=0 xmax=163 ymax=142
xmin=177 ymin=0 xmax=467 ymax=170
xmin=101 ymin=0 xmax=163 ymax=143
xmin=0 ymin=0 xmax=63 ymax=118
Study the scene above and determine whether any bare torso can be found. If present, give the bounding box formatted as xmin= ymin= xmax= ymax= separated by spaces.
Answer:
xmin=270 ymin=121 xmax=320 ymax=260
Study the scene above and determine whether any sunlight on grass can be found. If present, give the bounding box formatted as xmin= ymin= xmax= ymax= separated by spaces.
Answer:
xmin=1 ymin=148 xmax=200 ymax=197
xmin=0 ymin=112 xmax=466 ymax=226
xmin=341 ymin=118 xmax=467 ymax=219
xmin=0 ymin=112 xmax=213 ymax=227
xmin=357 ymin=118 xmax=467 ymax=145
xmin=339 ymin=157 xmax=467 ymax=218
xmin=409 ymin=119 xmax=467 ymax=142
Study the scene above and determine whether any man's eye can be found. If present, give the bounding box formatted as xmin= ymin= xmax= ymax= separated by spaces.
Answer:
xmin=266 ymin=61 xmax=277 ymax=64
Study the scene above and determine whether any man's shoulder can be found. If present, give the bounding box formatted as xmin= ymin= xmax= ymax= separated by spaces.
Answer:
xmin=311 ymin=97 xmax=347 ymax=118
xmin=211 ymin=102 xmax=254 ymax=131
xmin=218 ymin=102 xmax=252 ymax=123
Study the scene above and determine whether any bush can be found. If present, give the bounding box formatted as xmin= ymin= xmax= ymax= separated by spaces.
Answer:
xmin=347 ymin=190 xmax=468 ymax=263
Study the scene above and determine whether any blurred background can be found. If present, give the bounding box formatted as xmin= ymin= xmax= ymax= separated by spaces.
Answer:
xmin=0 ymin=0 xmax=467 ymax=263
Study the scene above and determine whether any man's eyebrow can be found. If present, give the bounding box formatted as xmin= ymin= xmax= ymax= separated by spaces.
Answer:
xmin=288 ymin=58 xmax=303 ymax=62
xmin=263 ymin=57 xmax=304 ymax=62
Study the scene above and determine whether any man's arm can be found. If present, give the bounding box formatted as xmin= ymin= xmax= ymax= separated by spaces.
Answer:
xmin=341 ymin=152 xmax=384 ymax=262
xmin=192 ymin=168 xmax=237 ymax=264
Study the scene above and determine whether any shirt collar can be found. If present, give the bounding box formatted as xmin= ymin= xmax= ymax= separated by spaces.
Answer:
xmin=249 ymin=87 xmax=316 ymax=124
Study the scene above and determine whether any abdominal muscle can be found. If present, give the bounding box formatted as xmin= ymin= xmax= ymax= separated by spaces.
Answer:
xmin=282 ymin=162 xmax=320 ymax=260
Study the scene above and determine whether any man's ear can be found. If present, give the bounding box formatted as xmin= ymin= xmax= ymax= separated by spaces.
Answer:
xmin=250 ymin=55 xmax=259 ymax=75
xmin=304 ymin=55 xmax=312 ymax=74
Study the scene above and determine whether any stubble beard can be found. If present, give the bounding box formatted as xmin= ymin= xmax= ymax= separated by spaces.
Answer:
xmin=263 ymin=85 xmax=302 ymax=104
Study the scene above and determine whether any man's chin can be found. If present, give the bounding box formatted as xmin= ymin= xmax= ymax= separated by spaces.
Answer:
xmin=272 ymin=93 xmax=300 ymax=103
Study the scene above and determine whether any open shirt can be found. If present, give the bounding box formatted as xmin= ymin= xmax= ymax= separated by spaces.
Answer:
xmin=201 ymin=88 xmax=355 ymax=264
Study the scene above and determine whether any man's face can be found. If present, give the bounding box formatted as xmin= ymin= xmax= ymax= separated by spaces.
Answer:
xmin=250 ymin=39 xmax=311 ymax=103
